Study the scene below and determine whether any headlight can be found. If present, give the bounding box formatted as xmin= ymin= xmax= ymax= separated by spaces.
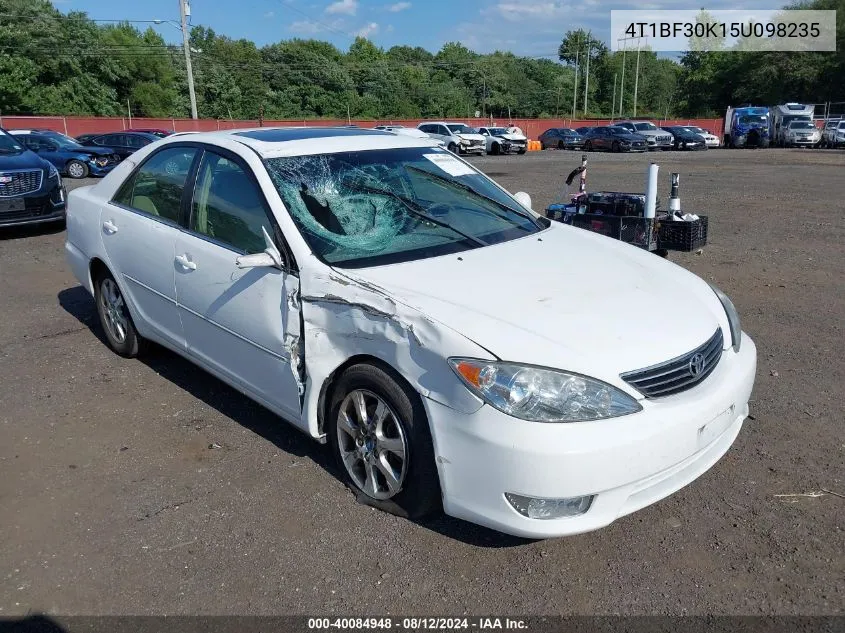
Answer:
xmin=710 ymin=284 xmax=742 ymax=352
xmin=459 ymin=138 xmax=470 ymax=145
xmin=46 ymin=163 xmax=59 ymax=180
xmin=448 ymin=359 xmax=642 ymax=422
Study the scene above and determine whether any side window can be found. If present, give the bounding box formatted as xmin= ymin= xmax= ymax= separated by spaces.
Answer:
xmin=190 ymin=151 xmax=272 ymax=254
xmin=113 ymin=146 xmax=198 ymax=223
xmin=420 ymin=125 xmax=433 ymax=133
xmin=106 ymin=134 xmax=126 ymax=146
xmin=127 ymin=135 xmax=150 ymax=148
xmin=439 ymin=126 xmax=451 ymax=136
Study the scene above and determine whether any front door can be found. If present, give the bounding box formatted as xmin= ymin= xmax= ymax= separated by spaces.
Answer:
xmin=174 ymin=148 xmax=303 ymax=420
xmin=102 ymin=145 xmax=200 ymax=348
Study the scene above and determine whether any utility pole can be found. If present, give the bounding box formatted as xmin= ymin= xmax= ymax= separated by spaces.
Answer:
xmin=583 ymin=42 xmax=591 ymax=116
xmin=611 ymin=74 xmax=617 ymax=122
xmin=619 ymin=42 xmax=627 ymax=118
xmin=633 ymin=38 xmax=641 ymax=118
xmin=571 ymin=50 xmax=579 ymax=120
xmin=179 ymin=0 xmax=198 ymax=120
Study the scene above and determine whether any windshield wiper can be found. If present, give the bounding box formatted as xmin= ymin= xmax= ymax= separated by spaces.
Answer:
xmin=341 ymin=179 xmax=486 ymax=247
xmin=405 ymin=165 xmax=542 ymax=229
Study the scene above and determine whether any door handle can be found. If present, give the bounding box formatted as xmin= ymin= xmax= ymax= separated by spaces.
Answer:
xmin=175 ymin=254 xmax=197 ymax=271
xmin=102 ymin=220 xmax=118 ymax=235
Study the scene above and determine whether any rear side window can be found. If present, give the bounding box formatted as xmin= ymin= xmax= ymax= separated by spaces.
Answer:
xmin=126 ymin=135 xmax=151 ymax=148
xmin=113 ymin=146 xmax=198 ymax=223
xmin=189 ymin=151 xmax=272 ymax=254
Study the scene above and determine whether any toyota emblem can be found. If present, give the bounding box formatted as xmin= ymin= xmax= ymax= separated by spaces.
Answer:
xmin=688 ymin=353 xmax=706 ymax=377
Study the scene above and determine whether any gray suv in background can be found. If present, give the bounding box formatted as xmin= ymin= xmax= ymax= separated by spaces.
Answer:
xmin=614 ymin=121 xmax=673 ymax=150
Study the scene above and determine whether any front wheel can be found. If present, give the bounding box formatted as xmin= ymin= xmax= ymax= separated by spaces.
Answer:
xmin=447 ymin=143 xmax=457 ymax=154
xmin=517 ymin=148 xmax=526 ymax=154
xmin=611 ymin=141 xmax=620 ymax=153
xmin=584 ymin=140 xmax=593 ymax=152
xmin=328 ymin=363 xmax=441 ymax=520
xmin=94 ymin=271 xmax=148 ymax=357
xmin=66 ymin=160 xmax=88 ymax=179
xmin=490 ymin=143 xmax=500 ymax=156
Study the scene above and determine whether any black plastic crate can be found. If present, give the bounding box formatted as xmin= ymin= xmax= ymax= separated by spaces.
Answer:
xmin=585 ymin=191 xmax=646 ymax=217
xmin=570 ymin=213 xmax=657 ymax=250
xmin=657 ymin=216 xmax=709 ymax=251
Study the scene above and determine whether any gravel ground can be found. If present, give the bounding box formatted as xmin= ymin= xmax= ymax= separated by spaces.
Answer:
xmin=0 ymin=148 xmax=843 ymax=617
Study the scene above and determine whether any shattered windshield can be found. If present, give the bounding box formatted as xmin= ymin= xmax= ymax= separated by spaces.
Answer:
xmin=265 ymin=147 xmax=542 ymax=268
xmin=447 ymin=124 xmax=476 ymax=134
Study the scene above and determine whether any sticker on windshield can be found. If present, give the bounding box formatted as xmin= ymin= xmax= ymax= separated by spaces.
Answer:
xmin=422 ymin=153 xmax=476 ymax=177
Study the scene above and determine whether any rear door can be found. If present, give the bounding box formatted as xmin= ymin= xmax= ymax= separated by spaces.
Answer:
xmin=101 ymin=145 xmax=200 ymax=348
xmin=173 ymin=147 xmax=303 ymax=420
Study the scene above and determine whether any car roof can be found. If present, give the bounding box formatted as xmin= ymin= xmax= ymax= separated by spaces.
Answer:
xmin=8 ymin=129 xmax=62 ymax=134
xmin=157 ymin=126 xmax=438 ymax=158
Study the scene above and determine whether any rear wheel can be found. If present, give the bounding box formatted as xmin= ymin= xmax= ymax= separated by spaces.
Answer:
xmin=66 ymin=160 xmax=88 ymax=179
xmin=94 ymin=271 xmax=148 ymax=357
xmin=328 ymin=363 xmax=441 ymax=520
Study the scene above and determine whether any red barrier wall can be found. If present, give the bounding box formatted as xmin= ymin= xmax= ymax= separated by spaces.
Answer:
xmin=0 ymin=115 xmax=725 ymax=140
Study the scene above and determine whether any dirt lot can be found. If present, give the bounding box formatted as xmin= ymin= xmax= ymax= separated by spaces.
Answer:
xmin=0 ymin=148 xmax=843 ymax=617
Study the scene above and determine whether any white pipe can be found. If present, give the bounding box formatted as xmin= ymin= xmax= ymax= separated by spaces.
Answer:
xmin=645 ymin=163 xmax=659 ymax=219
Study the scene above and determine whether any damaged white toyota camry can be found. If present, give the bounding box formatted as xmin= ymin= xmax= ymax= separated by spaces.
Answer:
xmin=65 ymin=127 xmax=756 ymax=538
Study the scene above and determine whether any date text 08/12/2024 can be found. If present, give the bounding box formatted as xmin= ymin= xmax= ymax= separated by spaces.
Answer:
xmin=307 ymin=617 xmax=528 ymax=630
xmin=623 ymin=20 xmax=822 ymax=39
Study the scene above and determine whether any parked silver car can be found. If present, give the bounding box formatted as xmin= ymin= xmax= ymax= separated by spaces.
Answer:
xmin=821 ymin=120 xmax=845 ymax=148
xmin=614 ymin=121 xmax=673 ymax=150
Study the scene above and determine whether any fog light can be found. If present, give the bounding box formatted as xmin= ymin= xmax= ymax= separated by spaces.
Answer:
xmin=505 ymin=493 xmax=594 ymax=519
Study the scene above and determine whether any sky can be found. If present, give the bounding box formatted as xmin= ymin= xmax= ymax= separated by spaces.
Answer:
xmin=57 ymin=0 xmax=781 ymax=57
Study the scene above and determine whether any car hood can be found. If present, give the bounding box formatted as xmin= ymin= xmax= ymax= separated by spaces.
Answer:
xmin=344 ymin=223 xmax=728 ymax=386
xmin=0 ymin=149 xmax=48 ymax=170
xmin=616 ymin=133 xmax=648 ymax=142
xmin=74 ymin=146 xmax=117 ymax=157
xmin=636 ymin=129 xmax=671 ymax=137
xmin=456 ymin=133 xmax=486 ymax=141
xmin=497 ymin=133 xmax=527 ymax=141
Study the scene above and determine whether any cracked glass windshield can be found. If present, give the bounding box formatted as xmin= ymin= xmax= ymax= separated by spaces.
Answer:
xmin=265 ymin=147 xmax=543 ymax=268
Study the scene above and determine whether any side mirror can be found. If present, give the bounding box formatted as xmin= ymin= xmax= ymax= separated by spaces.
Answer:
xmin=513 ymin=191 xmax=532 ymax=210
xmin=236 ymin=247 xmax=282 ymax=270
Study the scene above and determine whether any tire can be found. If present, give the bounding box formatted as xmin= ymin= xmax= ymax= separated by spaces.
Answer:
xmin=517 ymin=149 xmax=526 ymax=154
xmin=94 ymin=270 xmax=148 ymax=358
xmin=490 ymin=142 xmax=500 ymax=156
xmin=447 ymin=143 xmax=457 ymax=154
xmin=557 ymin=140 xmax=565 ymax=150
xmin=327 ymin=363 xmax=441 ymax=520
xmin=584 ymin=140 xmax=593 ymax=152
xmin=66 ymin=159 xmax=88 ymax=179
xmin=611 ymin=141 xmax=620 ymax=153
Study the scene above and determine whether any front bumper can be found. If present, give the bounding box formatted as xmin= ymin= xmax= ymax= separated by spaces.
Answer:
xmin=87 ymin=161 xmax=118 ymax=177
xmin=788 ymin=137 xmax=820 ymax=146
xmin=621 ymin=143 xmax=647 ymax=153
xmin=0 ymin=179 xmax=66 ymax=228
xmin=646 ymin=139 xmax=674 ymax=150
xmin=426 ymin=333 xmax=757 ymax=538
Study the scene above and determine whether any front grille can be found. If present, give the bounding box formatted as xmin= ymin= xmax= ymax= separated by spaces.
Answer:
xmin=621 ymin=329 xmax=723 ymax=398
xmin=0 ymin=170 xmax=43 ymax=197
xmin=658 ymin=135 xmax=671 ymax=142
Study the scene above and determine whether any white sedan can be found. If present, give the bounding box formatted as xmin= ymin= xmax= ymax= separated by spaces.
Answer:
xmin=65 ymin=127 xmax=756 ymax=538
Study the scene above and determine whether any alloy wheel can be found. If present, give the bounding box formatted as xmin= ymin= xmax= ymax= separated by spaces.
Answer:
xmin=336 ymin=389 xmax=408 ymax=500
xmin=99 ymin=278 xmax=128 ymax=344
xmin=68 ymin=162 xmax=85 ymax=178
